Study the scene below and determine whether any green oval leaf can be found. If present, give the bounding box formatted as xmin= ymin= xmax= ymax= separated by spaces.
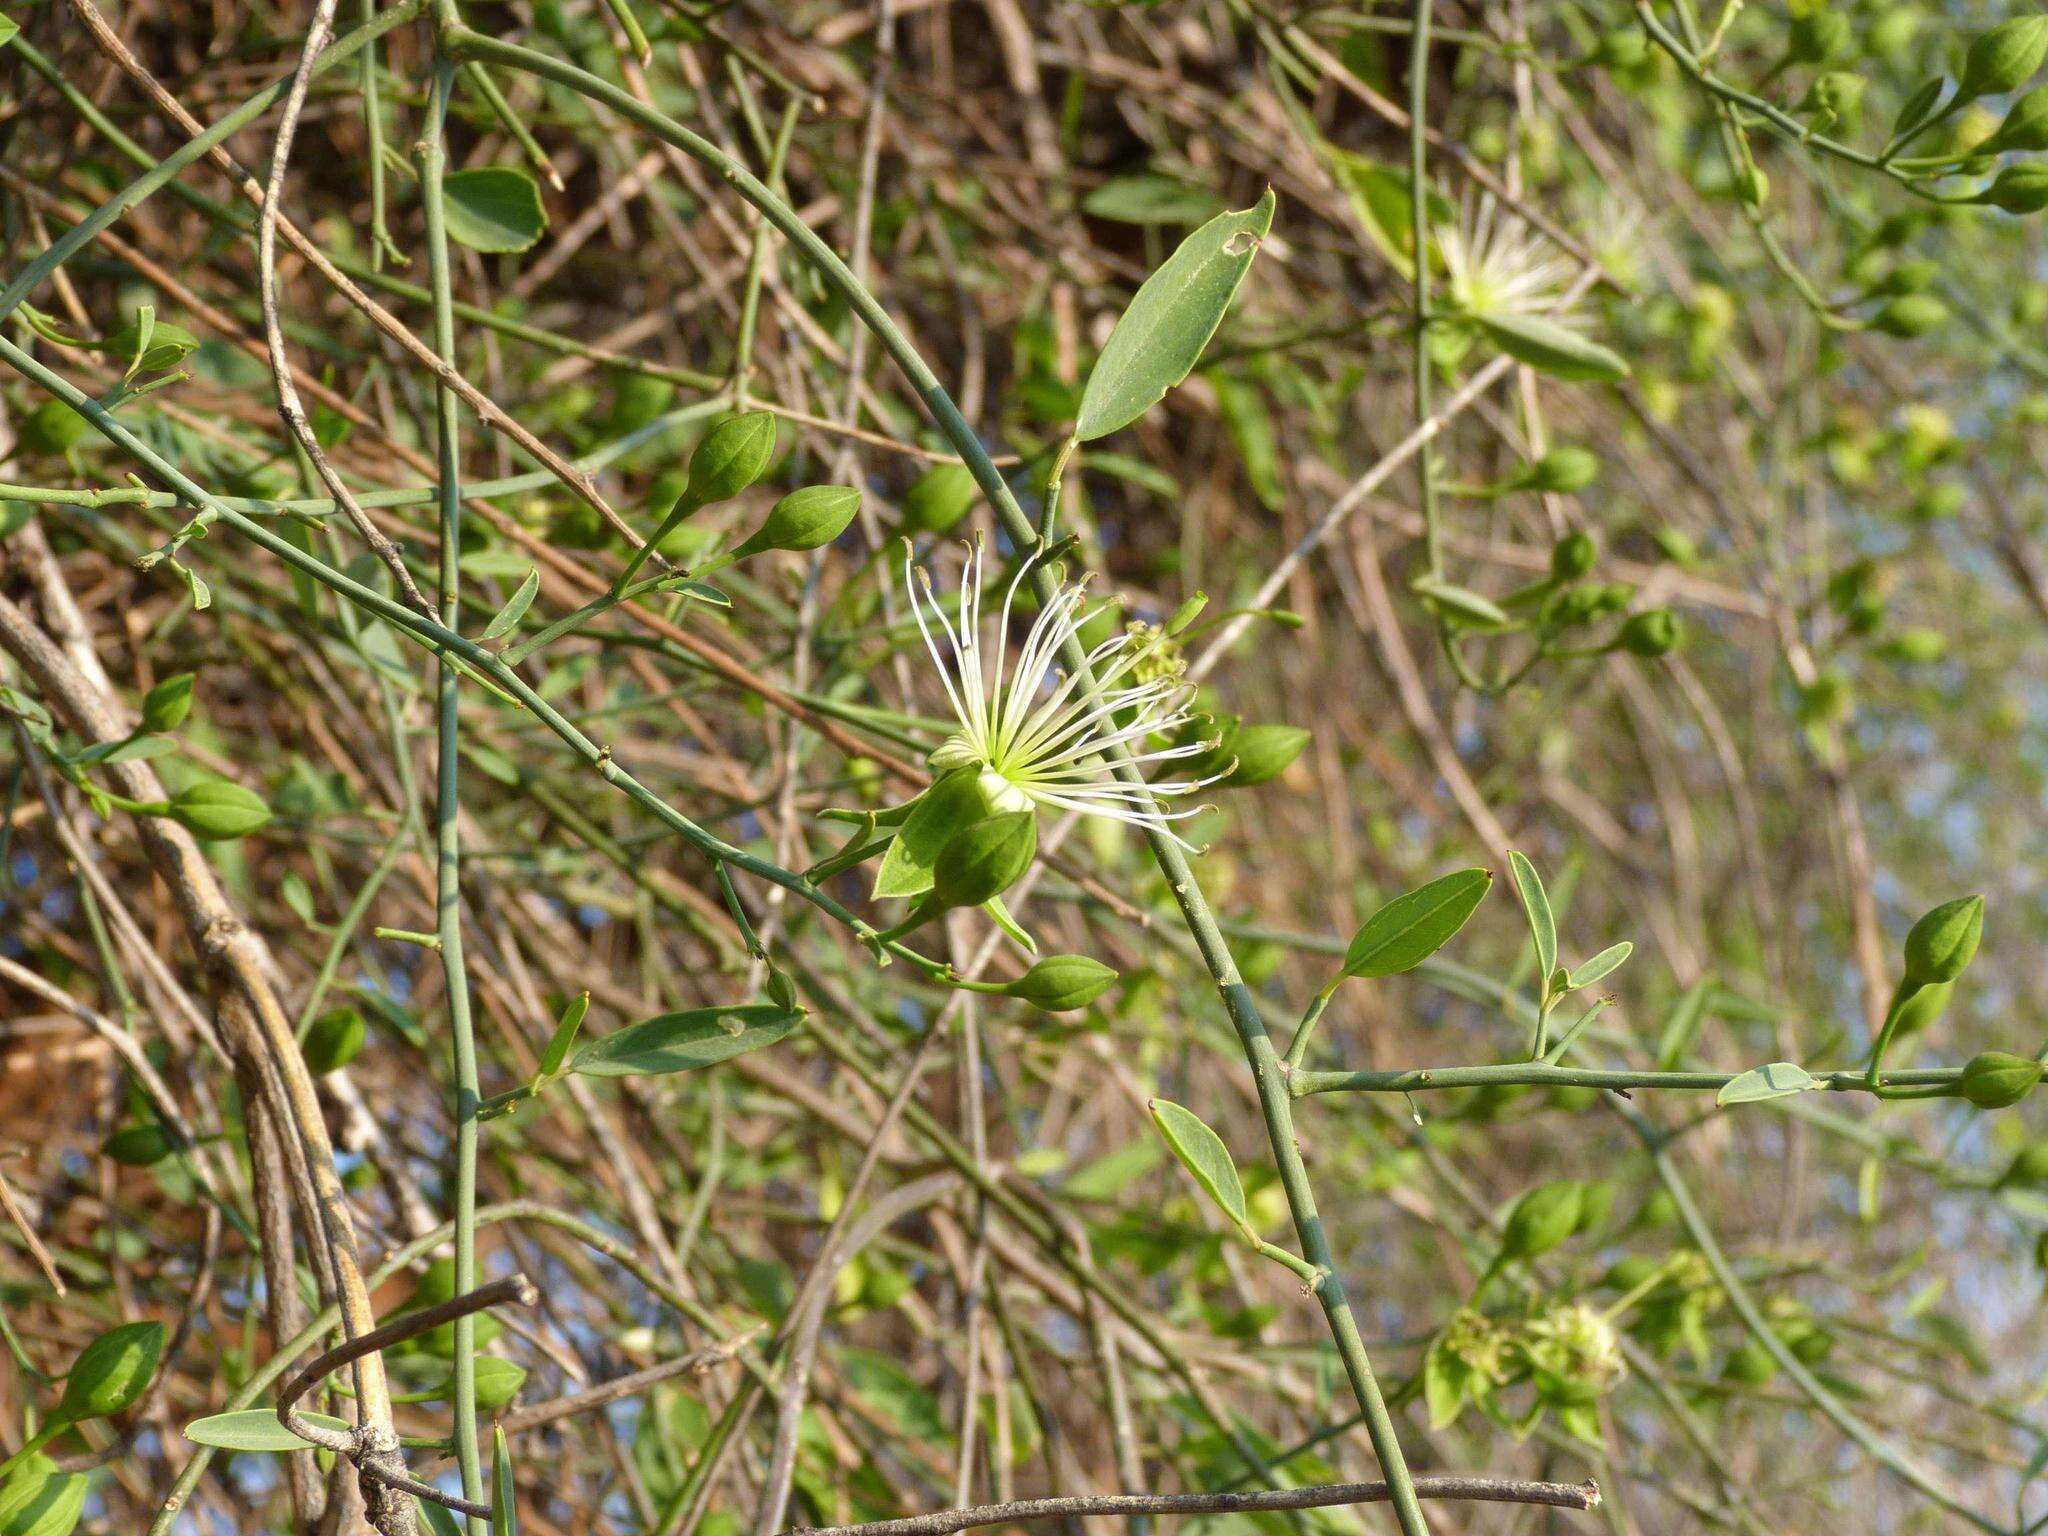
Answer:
xmin=1341 ymin=869 xmax=1492 ymax=980
xmin=1147 ymin=1098 xmax=1247 ymax=1228
xmin=1565 ymin=941 xmax=1633 ymax=992
xmin=1507 ymin=851 xmax=1557 ymax=981
xmin=1716 ymin=1062 xmax=1818 ymax=1107
xmin=570 ymin=1004 xmax=803 ymax=1078
xmin=184 ymin=1409 xmax=353 ymax=1452
xmin=1474 ymin=313 xmax=1629 ymax=382
xmin=442 ymin=167 xmax=548 ymax=255
xmin=1077 ymin=190 xmax=1276 ymax=440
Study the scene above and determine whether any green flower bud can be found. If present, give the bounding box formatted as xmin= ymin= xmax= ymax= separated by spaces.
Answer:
xmin=1998 ymin=1142 xmax=2048 ymax=1189
xmin=1499 ymin=1181 xmax=1584 ymax=1265
xmin=1527 ymin=446 xmax=1601 ymax=493
xmin=684 ymin=412 xmax=776 ymax=507
xmin=732 ymin=485 xmax=861 ymax=558
xmin=606 ymin=371 xmax=674 ymax=436
xmin=1889 ymin=978 xmax=1951 ymax=1039
xmin=1651 ymin=526 xmax=1701 ymax=565
xmin=1960 ymin=1050 xmax=2041 ymax=1109
xmin=1002 ymin=955 xmax=1118 ymax=1013
xmin=1906 ymin=482 xmax=1965 ymax=521
xmin=1874 ymin=257 xmax=1941 ymax=296
xmin=102 ymin=1124 xmax=174 ymax=1166
xmin=1573 ymin=1179 xmax=1617 ymax=1235
xmin=1595 ymin=25 xmax=1651 ymax=71
xmin=1960 ymin=17 xmax=2048 ymax=101
xmin=1903 ymin=894 xmax=1983 ymax=987
xmin=19 ymin=400 xmax=88 ymax=457
xmin=303 ymin=1006 xmax=367 ymax=1075
xmin=932 ymin=811 xmax=1037 ymax=908
xmin=1973 ymin=162 xmax=2048 ymax=214
xmin=167 ymin=779 xmax=271 ymax=841
xmin=1798 ymin=668 xmax=1852 ymax=724
xmin=1737 ymin=164 xmax=1770 ymax=209
xmin=1987 ymin=88 xmax=2048 ymax=151
xmin=1550 ymin=530 xmax=1598 ymax=583
xmin=1786 ymin=11 xmax=1852 ymax=66
xmin=109 ymin=317 xmax=200 ymax=377
xmin=1601 ymin=1255 xmax=1662 ymax=1292
xmin=0 ymin=1459 xmax=88 ymax=1536
xmin=1722 ymin=1341 xmax=1778 ymax=1386
xmin=56 ymin=1320 xmax=166 ymax=1423
xmin=1879 ymin=626 xmax=1947 ymax=664
xmin=469 ymin=1357 xmax=528 ymax=1412
xmin=1618 ymin=608 xmax=1682 ymax=657
xmin=902 ymin=462 xmax=978 ymax=534
xmin=1800 ymin=70 xmax=1867 ymax=121
xmin=140 ymin=673 xmax=194 ymax=733
xmin=1872 ymin=294 xmax=1948 ymax=337
xmin=1222 ymin=723 xmax=1309 ymax=787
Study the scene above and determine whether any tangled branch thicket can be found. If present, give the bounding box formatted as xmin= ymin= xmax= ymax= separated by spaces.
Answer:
xmin=5 ymin=1 xmax=2048 ymax=1533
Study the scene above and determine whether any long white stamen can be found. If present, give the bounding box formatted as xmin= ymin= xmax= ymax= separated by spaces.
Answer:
xmin=908 ymin=546 xmax=1210 ymax=846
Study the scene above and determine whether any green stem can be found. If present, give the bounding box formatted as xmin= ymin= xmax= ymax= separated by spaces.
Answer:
xmin=1293 ymin=1061 xmax=1971 ymax=1097
xmin=417 ymin=57 xmax=486 ymax=1528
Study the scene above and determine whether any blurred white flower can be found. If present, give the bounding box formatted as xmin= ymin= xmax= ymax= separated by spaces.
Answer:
xmin=908 ymin=541 xmax=1217 ymax=845
xmin=1437 ymin=194 xmax=1583 ymax=325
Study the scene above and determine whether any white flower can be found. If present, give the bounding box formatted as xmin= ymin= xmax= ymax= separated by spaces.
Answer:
xmin=906 ymin=541 xmax=1217 ymax=847
xmin=1436 ymin=194 xmax=1582 ymax=326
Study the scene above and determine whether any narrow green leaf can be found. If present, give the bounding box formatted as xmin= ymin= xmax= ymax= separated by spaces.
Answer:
xmin=871 ymin=769 xmax=988 ymax=900
xmin=1890 ymin=76 xmax=1949 ymax=143
xmin=1340 ymin=868 xmax=1492 ymax=980
xmin=1325 ymin=149 xmax=1451 ymax=280
xmin=1507 ymin=852 xmax=1557 ymax=980
xmin=570 ymin=1004 xmax=803 ymax=1078
xmin=1410 ymin=573 xmax=1511 ymax=630
xmin=1474 ymin=313 xmax=1629 ymax=382
xmin=184 ymin=1409 xmax=353 ymax=1451
xmin=482 ymin=570 xmax=540 ymax=640
xmin=536 ymin=992 xmax=590 ymax=1080
xmin=1716 ymin=1062 xmax=1818 ymax=1107
xmin=1147 ymin=1098 xmax=1247 ymax=1228
xmin=1081 ymin=174 xmax=1225 ymax=226
xmin=1655 ymin=976 xmax=1715 ymax=1068
xmin=492 ymin=1424 xmax=519 ymax=1536
xmin=1077 ymin=191 xmax=1276 ymax=440
xmin=416 ymin=1499 xmax=465 ymax=1536
xmin=1565 ymin=941 xmax=1633 ymax=992
xmin=442 ymin=166 xmax=548 ymax=254
xmin=0 ymin=16 xmax=20 ymax=52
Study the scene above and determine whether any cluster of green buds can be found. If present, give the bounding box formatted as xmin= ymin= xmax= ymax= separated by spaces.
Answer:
xmin=616 ymin=412 xmax=862 ymax=588
xmin=1871 ymin=18 xmax=2048 ymax=235
xmin=1864 ymin=894 xmax=2037 ymax=1106
xmin=1423 ymin=1297 xmax=1626 ymax=1444
xmin=1458 ymin=510 xmax=1685 ymax=665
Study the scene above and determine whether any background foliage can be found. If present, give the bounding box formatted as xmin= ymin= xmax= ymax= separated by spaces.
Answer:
xmin=3 ymin=1 xmax=2048 ymax=1534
